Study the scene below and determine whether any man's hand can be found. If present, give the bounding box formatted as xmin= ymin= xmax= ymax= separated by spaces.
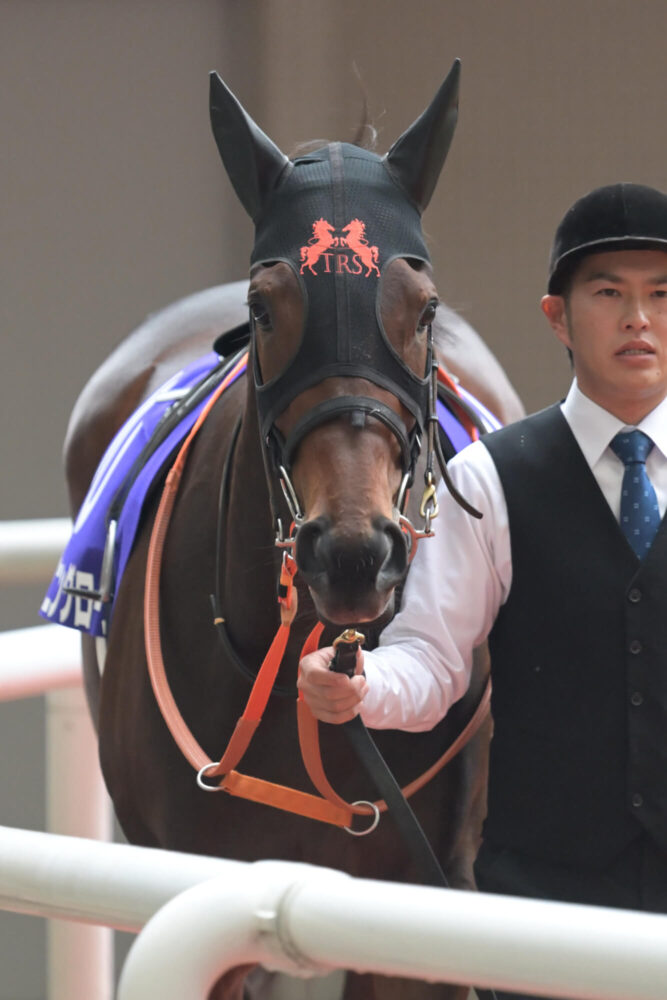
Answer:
xmin=298 ymin=645 xmax=368 ymax=724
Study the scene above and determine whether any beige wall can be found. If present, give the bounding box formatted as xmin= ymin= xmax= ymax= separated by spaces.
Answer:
xmin=3 ymin=1 xmax=667 ymax=995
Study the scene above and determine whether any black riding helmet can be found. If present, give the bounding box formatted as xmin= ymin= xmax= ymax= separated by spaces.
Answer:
xmin=548 ymin=183 xmax=667 ymax=294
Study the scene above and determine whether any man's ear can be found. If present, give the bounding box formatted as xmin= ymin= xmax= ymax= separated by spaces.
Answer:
xmin=541 ymin=294 xmax=572 ymax=350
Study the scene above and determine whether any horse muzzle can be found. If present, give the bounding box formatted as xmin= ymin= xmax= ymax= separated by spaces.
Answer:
xmin=294 ymin=514 xmax=409 ymax=624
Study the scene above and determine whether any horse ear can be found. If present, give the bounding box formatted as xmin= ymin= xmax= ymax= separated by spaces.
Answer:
xmin=209 ymin=72 xmax=289 ymax=223
xmin=384 ymin=59 xmax=461 ymax=214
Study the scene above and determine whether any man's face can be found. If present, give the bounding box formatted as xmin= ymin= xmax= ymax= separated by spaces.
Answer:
xmin=541 ymin=249 xmax=667 ymax=424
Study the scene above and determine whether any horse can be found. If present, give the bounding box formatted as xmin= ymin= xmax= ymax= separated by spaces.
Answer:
xmin=60 ymin=64 xmax=524 ymax=1000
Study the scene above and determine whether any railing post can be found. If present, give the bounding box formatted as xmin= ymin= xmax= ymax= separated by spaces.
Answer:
xmin=46 ymin=686 xmax=114 ymax=1000
xmin=0 ymin=517 xmax=115 ymax=1000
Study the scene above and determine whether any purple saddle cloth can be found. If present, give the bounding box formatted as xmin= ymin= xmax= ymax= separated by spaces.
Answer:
xmin=40 ymin=352 xmax=499 ymax=637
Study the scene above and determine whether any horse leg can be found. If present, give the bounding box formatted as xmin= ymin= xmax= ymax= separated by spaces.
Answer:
xmin=80 ymin=633 xmax=103 ymax=730
xmin=206 ymin=964 xmax=255 ymax=1000
xmin=208 ymin=967 xmax=347 ymax=1000
xmin=244 ymin=969 xmax=347 ymax=1000
xmin=431 ymin=643 xmax=491 ymax=897
xmin=345 ymin=973 xmax=470 ymax=1000
xmin=205 ymin=966 xmax=471 ymax=1000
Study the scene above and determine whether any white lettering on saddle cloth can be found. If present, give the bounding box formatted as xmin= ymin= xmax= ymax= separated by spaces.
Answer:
xmin=41 ymin=561 xmax=103 ymax=633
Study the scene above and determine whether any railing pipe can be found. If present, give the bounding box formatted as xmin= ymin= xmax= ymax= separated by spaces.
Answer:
xmin=0 ymin=625 xmax=82 ymax=701
xmin=118 ymin=863 xmax=344 ymax=1000
xmin=1 ymin=519 xmax=117 ymax=999
xmin=1 ymin=824 xmax=667 ymax=1000
xmin=46 ymin=687 xmax=114 ymax=1000
xmin=0 ymin=825 xmax=237 ymax=930
xmin=119 ymin=865 xmax=667 ymax=1000
xmin=0 ymin=518 xmax=71 ymax=583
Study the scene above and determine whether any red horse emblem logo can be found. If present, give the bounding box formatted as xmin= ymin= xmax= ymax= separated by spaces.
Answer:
xmin=299 ymin=219 xmax=337 ymax=275
xmin=299 ymin=218 xmax=380 ymax=276
xmin=341 ymin=219 xmax=380 ymax=276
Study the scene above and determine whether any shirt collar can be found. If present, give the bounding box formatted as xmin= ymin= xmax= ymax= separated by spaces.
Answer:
xmin=561 ymin=380 xmax=667 ymax=467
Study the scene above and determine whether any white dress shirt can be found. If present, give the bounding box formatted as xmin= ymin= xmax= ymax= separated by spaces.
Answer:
xmin=361 ymin=381 xmax=667 ymax=732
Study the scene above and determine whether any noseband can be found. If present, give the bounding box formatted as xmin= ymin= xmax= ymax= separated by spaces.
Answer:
xmin=259 ymin=322 xmax=438 ymax=560
xmin=269 ymin=359 xmax=437 ymax=560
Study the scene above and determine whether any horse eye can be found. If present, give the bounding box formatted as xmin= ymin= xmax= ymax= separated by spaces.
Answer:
xmin=249 ymin=300 xmax=272 ymax=331
xmin=418 ymin=300 xmax=438 ymax=331
xmin=406 ymin=257 xmax=425 ymax=272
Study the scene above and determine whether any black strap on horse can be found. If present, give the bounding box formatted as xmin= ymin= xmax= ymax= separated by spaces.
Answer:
xmin=63 ymin=345 xmax=249 ymax=606
xmin=331 ymin=633 xmax=498 ymax=1000
xmin=331 ymin=632 xmax=447 ymax=888
xmin=107 ymin=345 xmax=247 ymax=528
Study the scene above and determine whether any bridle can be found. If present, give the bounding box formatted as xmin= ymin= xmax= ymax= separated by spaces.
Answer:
xmin=265 ymin=343 xmax=482 ymax=564
xmin=262 ymin=334 xmax=442 ymax=563
xmin=234 ymin=130 xmax=486 ymax=561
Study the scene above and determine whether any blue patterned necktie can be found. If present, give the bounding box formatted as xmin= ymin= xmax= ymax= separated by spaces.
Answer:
xmin=610 ymin=430 xmax=661 ymax=559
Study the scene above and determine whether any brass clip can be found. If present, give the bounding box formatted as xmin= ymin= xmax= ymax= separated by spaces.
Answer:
xmin=333 ymin=628 xmax=366 ymax=650
xmin=419 ymin=478 xmax=439 ymax=521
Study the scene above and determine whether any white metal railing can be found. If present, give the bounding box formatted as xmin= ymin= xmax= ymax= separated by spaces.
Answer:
xmin=0 ymin=824 xmax=665 ymax=1000
xmin=0 ymin=517 xmax=71 ymax=584
xmin=0 ymin=825 xmax=233 ymax=929
xmin=119 ymin=862 xmax=667 ymax=1000
xmin=0 ymin=624 xmax=82 ymax=701
xmin=0 ymin=626 xmax=114 ymax=1000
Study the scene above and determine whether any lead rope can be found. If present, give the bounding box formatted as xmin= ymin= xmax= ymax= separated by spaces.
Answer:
xmin=296 ymin=632 xmax=491 ymax=825
xmin=298 ymin=632 xmax=497 ymax=1000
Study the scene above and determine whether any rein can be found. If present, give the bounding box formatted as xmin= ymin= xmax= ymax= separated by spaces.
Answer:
xmin=143 ymin=359 xmax=491 ymax=834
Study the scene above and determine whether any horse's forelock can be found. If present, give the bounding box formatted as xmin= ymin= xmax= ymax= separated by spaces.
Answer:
xmin=287 ymin=117 xmax=378 ymax=159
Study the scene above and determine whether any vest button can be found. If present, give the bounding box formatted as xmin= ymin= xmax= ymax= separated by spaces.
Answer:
xmin=629 ymin=639 xmax=643 ymax=655
xmin=630 ymin=691 xmax=644 ymax=706
xmin=632 ymin=793 xmax=644 ymax=808
xmin=628 ymin=587 xmax=642 ymax=603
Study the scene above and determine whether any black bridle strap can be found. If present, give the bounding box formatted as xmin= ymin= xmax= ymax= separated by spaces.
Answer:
xmin=210 ymin=413 xmax=298 ymax=698
xmin=330 ymin=637 xmax=455 ymax=887
xmin=331 ymin=641 xmax=498 ymax=1000
xmin=340 ymin=715 xmax=498 ymax=1000
xmin=437 ymin=379 xmax=490 ymax=438
xmin=343 ymin=715 xmax=450 ymax=887
xmin=281 ymin=395 xmax=417 ymax=475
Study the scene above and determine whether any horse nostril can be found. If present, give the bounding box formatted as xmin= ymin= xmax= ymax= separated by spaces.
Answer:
xmin=296 ymin=515 xmax=408 ymax=597
xmin=376 ymin=517 xmax=408 ymax=590
xmin=294 ymin=516 xmax=329 ymax=577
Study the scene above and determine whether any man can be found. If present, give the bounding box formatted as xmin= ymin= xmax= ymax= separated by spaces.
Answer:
xmin=298 ymin=183 xmax=667 ymax=997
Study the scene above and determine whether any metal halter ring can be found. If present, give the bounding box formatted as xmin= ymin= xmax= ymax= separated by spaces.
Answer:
xmin=395 ymin=472 xmax=412 ymax=515
xmin=344 ymin=800 xmax=381 ymax=836
xmin=398 ymin=514 xmax=434 ymax=564
xmin=274 ymin=517 xmax=297 ymax=552
xmin=196 ymin=761 xmax=224 ymax=792
xmin=278 ymin=464 xmax=304 ymax=523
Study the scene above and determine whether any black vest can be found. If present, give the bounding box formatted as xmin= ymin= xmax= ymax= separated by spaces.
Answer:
xmin=482 ymin=404 xmax=667 ymax=868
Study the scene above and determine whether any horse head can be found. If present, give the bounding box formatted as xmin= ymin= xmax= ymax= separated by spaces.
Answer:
xmin=209 ymin=64 xmax=460 ymax=625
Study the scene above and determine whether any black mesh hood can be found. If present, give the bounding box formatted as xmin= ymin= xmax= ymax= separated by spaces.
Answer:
xmin=250 ymin=142 xmax=432 ymax=441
